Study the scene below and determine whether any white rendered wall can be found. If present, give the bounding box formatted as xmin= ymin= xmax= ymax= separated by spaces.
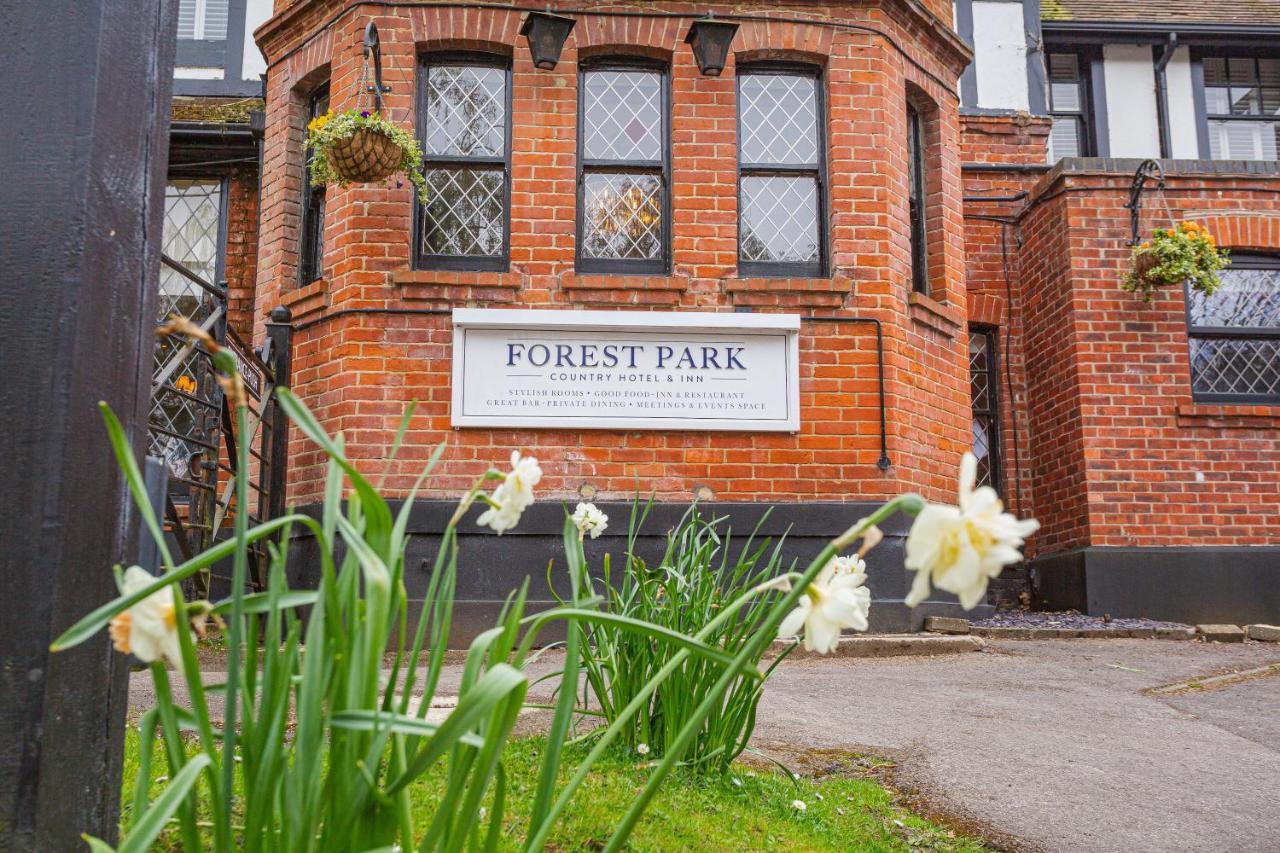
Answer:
xmin=972 ymin=1 xmax=1029 ymax=111
xmin=1164 ymin=47 xmax=1201 ymax=159
xmin=1103 ymin=44 xmax=1160 ymax=158
xmin=175 ymin=66 xmax=225 ymax=80
xmin=241 ymin=0 xmax=272 ymax=81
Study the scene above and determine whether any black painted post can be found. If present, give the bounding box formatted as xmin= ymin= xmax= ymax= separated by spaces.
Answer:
xmin=265 ymin=306 xmax=295 ymax=523
xmin=0 ymin=1 xmax=177 ymax=848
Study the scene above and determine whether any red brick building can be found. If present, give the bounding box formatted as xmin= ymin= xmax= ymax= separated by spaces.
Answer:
xmin=159 ymin=0 xmax=1280 ymax=633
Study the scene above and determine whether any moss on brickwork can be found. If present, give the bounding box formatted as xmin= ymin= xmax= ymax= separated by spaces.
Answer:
xmin=172 ymin=97 xmax=264 ymax=124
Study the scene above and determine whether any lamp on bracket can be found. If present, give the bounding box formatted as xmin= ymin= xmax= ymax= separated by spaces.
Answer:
xmin=520 ymin=10 xmax=576 ymax=70
xmin=684 ymin=16 xmax=739 ymax=76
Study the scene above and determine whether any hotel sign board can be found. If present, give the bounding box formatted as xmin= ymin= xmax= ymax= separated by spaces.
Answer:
xmin=451 ymin=309 xmax=800 ymax=431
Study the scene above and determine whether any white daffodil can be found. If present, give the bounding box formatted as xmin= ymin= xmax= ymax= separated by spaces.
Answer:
xmin=571 ymin=501 xmax=608 ymax=539
xmin=904 ymin=452 xmax=1039 ymax=610
xmin=108 ymin=566 xmax=184 ymax=667
xmin=477 ymin=451 xmax=542 ymax=534
xmin=777 ymin=554 xmax=871 ymax=654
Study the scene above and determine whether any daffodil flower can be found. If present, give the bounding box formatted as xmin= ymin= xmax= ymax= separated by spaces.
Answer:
xmin=904 ymin=452 xmax=1039 ymax=609
xmin=476 ymin=451 xmax=542 ymax=534
xmin=777 ymin=554 xmax=871 ymax=654
xmin=108 ymin=566 xmax=186 ymax=667
xmin=571 ymin=501 xmax=608 ymax=539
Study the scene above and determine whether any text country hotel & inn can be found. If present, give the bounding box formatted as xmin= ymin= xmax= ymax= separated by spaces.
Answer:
xmin=157 ymin=0 xmax=1280 ymax=636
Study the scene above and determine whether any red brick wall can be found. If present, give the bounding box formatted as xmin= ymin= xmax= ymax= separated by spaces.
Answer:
xmin=1020 ymin=166 xmax=1280 ymax=551
xmin=959 ymin=113 xmax=1049 ymax=524
xmin=225 ymin=167 xmax=260 ymax=339
xmin=254 ymin=0 xmax=976 ymax=507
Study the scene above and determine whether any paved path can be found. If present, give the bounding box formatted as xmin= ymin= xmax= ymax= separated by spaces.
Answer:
xmin=130 ymin=639 xmax=1280 ymax=851
xmin=752 ymin=639 xmax=1280 ymax=852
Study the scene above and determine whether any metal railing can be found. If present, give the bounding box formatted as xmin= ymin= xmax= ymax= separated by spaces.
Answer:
xmin=150 ymin=252 xmax=292 ymax=597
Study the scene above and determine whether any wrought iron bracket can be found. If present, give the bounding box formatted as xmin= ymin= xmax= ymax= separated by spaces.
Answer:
xmin=1125 ymin=159 xmax=1165 ymax=246
xmin=363 ymin=21 xmax=391 ymax=113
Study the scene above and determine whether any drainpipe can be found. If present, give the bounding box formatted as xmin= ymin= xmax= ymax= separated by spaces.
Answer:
xmin=1154 ymin=33 xmax=1178 ymax=159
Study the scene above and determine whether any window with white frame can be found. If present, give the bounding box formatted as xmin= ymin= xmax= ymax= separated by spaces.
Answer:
xmin=177 ymin=0 xmax=229 ymax=41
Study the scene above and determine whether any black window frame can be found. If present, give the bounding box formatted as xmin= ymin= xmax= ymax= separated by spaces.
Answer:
xmin=413 ymin=51 xmax=513 ymax=272
xmin=735 ymin=62 xmax=828 ymax=279
xmin=299 ymin=81 xmax=330 ymax=286
xmin=1044 ymin=46 xmax=1105 ymax=162
xmin=1191 ymin=49 xmax=1280 ymax=162
xmin=968 ymin=326 xmax=1004 ymax=497
xmin=907 ymin=102 xmax=928 ymax=295
xmin=575 ymin=56 xmax=672 ymax=275
xmin=1184 ymin=253 xmax=1280 ymax=405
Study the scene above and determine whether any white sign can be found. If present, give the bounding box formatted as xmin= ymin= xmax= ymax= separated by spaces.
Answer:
xmin=451 ymin=309 xmax=800 ymax=432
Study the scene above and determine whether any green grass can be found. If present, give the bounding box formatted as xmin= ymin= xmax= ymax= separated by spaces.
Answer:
xmin=121 ymin=730 xmax=988 ymax=852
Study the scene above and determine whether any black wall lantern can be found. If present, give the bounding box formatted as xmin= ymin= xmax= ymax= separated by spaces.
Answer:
xmin=684 ymin=17 xmax=739 ymax=76
xmin=520 ymin=11 xmax=575 ymax=70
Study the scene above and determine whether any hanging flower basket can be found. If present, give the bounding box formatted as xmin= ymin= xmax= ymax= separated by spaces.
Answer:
xmin=305 ymin=109 xmax=428 ymax=202
xmin=1123 ymin=220 xmax=1229 ymax=302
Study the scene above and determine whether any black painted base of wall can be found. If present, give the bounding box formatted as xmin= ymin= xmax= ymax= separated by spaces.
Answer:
xmin=1031 ymin=546 xmax=1280 ymax=625
xmin=288 ymin=500 xmax=991 ymax=647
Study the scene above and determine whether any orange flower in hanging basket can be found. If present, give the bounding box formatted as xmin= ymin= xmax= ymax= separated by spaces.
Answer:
xmin=327 ymin=127 xmax=403 ymax=183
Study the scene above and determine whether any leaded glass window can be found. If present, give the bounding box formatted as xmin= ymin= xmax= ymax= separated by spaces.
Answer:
xmin=908 ymin=103 xmax=928 ymax=294
xmin=299 ymin=82 xmax=329 ymax=285
xmin=578 ymin=63 xmax=668 ymax=272
xmin=1186 ymin=256 xmax=1280 ymax=403
xmin=737 ymin=67 xmax=825 ymax=277
xmin=1201 ymin=56 xmax=1280 ymax=161
xmin=968 ymin=328 xmax=1002 ymax=494
xmin=416 ymin=55 xmax=510 ymax=270
xmin=153 ymin=180 xmax=224 ymax=476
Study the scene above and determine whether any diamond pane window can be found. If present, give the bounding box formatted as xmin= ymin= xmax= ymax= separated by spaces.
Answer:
xmin=417 ymin=55 xmax=510 ymax=270
xmin=1186 ymin=257 xmax=1280 ymax=402
xmin=299 ymin=82 xmax=329 ymax=285
xmin=739 ymin=176 xmax=818 ymax=264
xmin=968 ymin=329 xmax=1002 ymax=494
xmin=583 ymin=70 xmax=662 ymax=161
xmin=737 ymin=66 xmax=825 ymax=277
xmin=152 ymin=180 xmax=224 ymax=471
xmin=1201 ymin=56 xmax=1280 ymax=161
xmin=425 ymin=65 xmax=507 ymax=157
xmin=578 ymin=62 xmax=669 ymax=272
xmin=422 ymin=168 xmax=505 ymax=256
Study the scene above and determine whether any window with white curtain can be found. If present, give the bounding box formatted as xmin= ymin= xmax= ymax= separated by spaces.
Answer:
xmin=1201 ymin=56 xmax=1280 ymax=161
xmin=177 ymin=0 xmax=229 ymax=41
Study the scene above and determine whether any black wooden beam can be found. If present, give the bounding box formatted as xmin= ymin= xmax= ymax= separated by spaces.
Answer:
xmin=0 ymin=1 xmax=177 ymax=847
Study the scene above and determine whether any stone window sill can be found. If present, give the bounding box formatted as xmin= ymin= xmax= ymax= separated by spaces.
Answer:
xmin=392 ymin=269 xmax=522 ymax=303
xmin=1177 ymin=403 xmax=1280 ymax=430
xmin=908 ymin=291 xmax=962 ymax=336
xmin=560 ymin=273 xmax=689 ymax=305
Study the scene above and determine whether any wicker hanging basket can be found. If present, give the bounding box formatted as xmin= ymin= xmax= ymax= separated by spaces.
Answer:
xmin=327 ymin=128 xmax=402 ymax=183
xmin=1131 ymin=248 xmax=1164 ymax=285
